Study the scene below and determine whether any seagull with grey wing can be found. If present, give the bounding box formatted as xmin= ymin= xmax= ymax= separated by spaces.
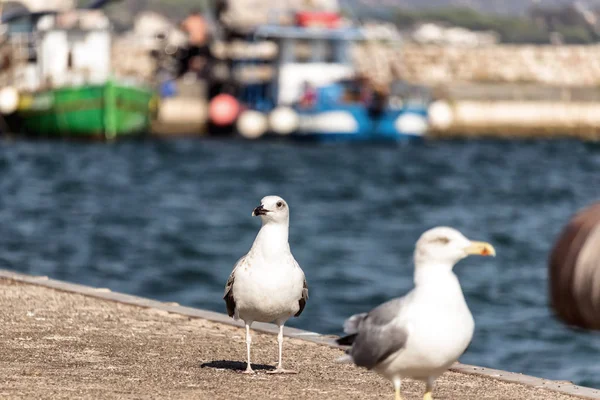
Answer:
xmin=336 ymin=227 xmax=495 ymax=400
xmin=224 ymin=195 xmax=308 ymax=374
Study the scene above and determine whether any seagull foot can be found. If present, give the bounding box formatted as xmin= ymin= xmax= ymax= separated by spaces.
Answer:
xmin=267 ymin=367 xmax=298 ymax=374
xmin=242 ymin=366 xmax=255 ymax=374
xmin=423 ymin=391 xmax=433 ymax=400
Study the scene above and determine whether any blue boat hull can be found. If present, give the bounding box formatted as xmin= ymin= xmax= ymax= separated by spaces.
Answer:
xmin=288 ymin=132 xmax=423 ymax=143
xmin=289 ymin=104 xmax=429 ymax=142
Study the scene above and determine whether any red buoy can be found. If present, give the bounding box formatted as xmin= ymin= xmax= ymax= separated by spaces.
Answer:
xmin=209 ymin=94 xmax=240 ymax=126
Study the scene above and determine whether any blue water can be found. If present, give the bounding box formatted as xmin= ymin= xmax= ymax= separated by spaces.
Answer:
xmin=1 ymin=138 xmax=600 ymax=387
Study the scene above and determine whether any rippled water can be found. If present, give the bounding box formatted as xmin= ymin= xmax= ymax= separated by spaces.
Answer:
xmin=1 ymin=137 xmax=600 ymax=387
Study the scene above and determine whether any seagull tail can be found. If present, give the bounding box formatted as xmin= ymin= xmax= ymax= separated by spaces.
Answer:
xmin=335 ymin=334 xmax=356 ymax=363
xmin=335 ymin=333 xmax=357 ymax=346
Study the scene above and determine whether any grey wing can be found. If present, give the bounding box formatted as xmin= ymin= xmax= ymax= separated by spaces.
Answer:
xmin=343 ymin=312 xmax=368 ymax=334
xmin=349 ymin=296 xmax=409 ymax=370
xmin=295 ymin=275 xmax=309 ymax=317
xmin=292 ymin=257 xmax=308 ymax=317
xmin=223 ymin=255 xmax=246 ymax=317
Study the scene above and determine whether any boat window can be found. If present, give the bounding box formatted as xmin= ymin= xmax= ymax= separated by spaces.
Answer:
xmin=280 ymin=38 xmax=296 ymax=63
xmin=295 ymin=39 xmax=311 ymax=63
xmin=309 ymin=39 xmax=324 ymax=62
xmin=325 ymin=40 xmax=337 ymax=63
xmin=332 ymin=40 xmax=350 ymax=65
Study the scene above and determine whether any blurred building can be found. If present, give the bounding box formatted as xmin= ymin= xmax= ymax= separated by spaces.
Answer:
xmin=4 ymin=0 xmax=74 ymax=13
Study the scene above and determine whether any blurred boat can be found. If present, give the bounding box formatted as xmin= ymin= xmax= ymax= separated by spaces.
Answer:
xmin=2 ymin=81 xmax=155 ymax=140
xmin=288 ymin=79 xmax=430 ymax=142
xmin=0 ymin=8 xmax=155 ymax=140
xmin=233 ymin=11 xmax=431 ymax=142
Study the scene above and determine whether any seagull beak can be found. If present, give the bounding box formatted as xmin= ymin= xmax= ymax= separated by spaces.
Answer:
xmin=252 ymin=205 xmax=269 ymax=217
xmin=465 ymin=241 xmax=496 ymax=257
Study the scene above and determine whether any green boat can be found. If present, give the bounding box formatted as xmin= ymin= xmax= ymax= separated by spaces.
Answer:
xmin=5 ymin=81 xmax=156 ymax=140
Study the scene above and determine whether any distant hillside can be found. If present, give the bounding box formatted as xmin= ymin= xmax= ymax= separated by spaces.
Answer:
xmin=87 ymin=0 xmax=600 ymax=26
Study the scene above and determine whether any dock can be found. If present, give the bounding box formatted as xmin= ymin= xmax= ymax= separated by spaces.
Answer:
xmin=1 ymin=269 xmax=599 ymax=400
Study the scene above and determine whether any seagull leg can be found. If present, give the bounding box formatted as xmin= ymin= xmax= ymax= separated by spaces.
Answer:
xmin=393 ymin=378 xmax=404 ymax=400
xmin=423 ymin=377 xmax=434 ymax=400
xmin=242 ymin=323 xmax=255 ymax=374
xmin=267 ymin=324 xmax=297 ymax=374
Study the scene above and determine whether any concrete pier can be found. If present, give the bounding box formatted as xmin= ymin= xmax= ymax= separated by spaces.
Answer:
xmin=0 ymin=269 xmax=598 ymax=400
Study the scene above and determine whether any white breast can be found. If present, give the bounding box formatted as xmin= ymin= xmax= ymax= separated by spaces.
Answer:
xmin=233 ymin=259 xmax=304 ymax=324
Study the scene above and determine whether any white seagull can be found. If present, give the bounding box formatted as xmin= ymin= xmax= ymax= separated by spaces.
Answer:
xmin=224 ymin=195 xmax=308 ymax=374
xmin=336 ymin=227 xmax=495 ymax=400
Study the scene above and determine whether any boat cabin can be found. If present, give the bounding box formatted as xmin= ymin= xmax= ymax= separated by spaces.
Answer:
xmin=254 ymin=20 xmax=364 ymax=107
xmin=0 ymin=9 xmax=111 ymax=93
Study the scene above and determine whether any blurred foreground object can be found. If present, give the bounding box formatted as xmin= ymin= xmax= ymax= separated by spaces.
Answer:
xmin=549 ymin=202 xmax=600 ymax=330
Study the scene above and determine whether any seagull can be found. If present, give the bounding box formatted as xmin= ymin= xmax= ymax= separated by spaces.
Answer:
xmin=336 ymin=227 xmax=495 ymax=400
xmin=224 ymin=195 xmax=308 ymax=374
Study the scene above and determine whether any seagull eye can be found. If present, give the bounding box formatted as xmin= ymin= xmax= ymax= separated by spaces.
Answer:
xmin=276 ymin=201 xmax=283 ymax=208
xmin=434 ymin=237 xmax=450 ymax=245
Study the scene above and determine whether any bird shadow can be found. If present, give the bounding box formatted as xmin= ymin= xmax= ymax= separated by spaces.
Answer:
xmin=201 ymin=360 xmax=275 ymax=372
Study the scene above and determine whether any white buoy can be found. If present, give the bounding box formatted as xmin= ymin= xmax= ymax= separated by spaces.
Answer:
xmin=428 ymin=100 xmax=454 ymax=130
xmin=237 ymin=110 xmax=268 ymax=139
xmin=395 ymin=113 xmax=428 ymax=136
xmin=269 ymin=106 xmax=299 ymax=135
xmin=0 ymin=87 xmax=19 ymax=114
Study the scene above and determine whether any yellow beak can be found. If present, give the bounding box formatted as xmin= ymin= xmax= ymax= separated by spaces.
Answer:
xmin=465 ymin=241 xmax=496 ymax=257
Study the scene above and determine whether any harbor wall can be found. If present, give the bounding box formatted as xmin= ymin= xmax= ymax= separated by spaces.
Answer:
xmin=428 ymin=100 xmax=600 ymax=140
xmin=399 ymin=44 xmax=600 ymax=87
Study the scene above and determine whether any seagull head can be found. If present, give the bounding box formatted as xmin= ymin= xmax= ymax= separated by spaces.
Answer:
xmin=252 ymin=195 xmax=289 ymax=225
xmin=414 ymin=226 xmax=495 ymax=269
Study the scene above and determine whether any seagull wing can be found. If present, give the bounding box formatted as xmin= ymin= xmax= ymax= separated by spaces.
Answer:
xmin=223 ymin=255 xmax=247 ymax=317
xmin=295 ymin=274 xmax=309 ymax=317
xmin=293 ymin=258 xmax=308 ymax=317
xmin=339 ymin=296 xmax=409 ymax=370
